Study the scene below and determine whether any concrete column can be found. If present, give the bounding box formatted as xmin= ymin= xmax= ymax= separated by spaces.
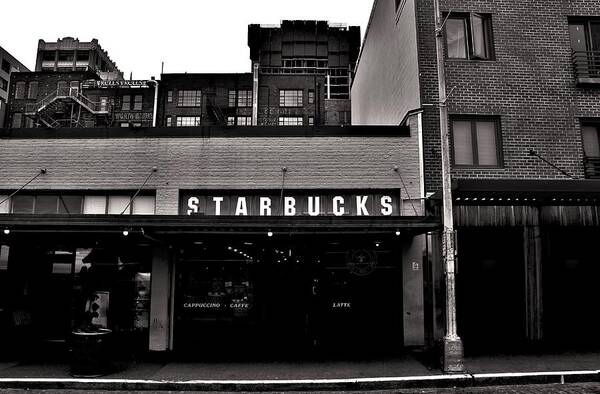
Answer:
xmin=402 ymin=235 xmax=426 ymax=346
xmin=524 ymin=224 xmax=543 ymax=341
xmin=149 ymin=246 xmax=171 ymax=352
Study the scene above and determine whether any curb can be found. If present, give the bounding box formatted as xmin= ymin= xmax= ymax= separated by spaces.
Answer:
xmin=0 ymin=370 xmax=597 ymax=391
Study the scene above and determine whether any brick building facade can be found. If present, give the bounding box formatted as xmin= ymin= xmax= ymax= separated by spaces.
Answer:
xmin=0 ymin=123 xmax=433 ymax=359
xmin=353 ymin=0 xmax=600 ymax=357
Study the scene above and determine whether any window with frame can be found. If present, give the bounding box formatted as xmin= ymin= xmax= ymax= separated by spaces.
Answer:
xmin=1 ymin=59 xmax=10 ymax=73
xmin=177 ymin=90 xmax=202 ymax=107
xmin=569 ymin=19 xmax=600 ymax=79
xmin=446 ymin=13 xmax=493 ymax=60
xmin=582 ymin=124 xmax=600 ymax=158
xmin=122 ymin=95 xmax=131 ymax=110
xmin=228 ymin=91 xmax=236 ymax=107
xmin=237 ymin=90 xmax=252 ymax=107
xmin=167 ymin=90 xmax=173 ymax=103
xmin=227 ymin=116 xmax=236 ymax=126
xmin=0 ymin=77 xmax=7 ymax=91
xmin=14 ymin=81 xmax=25 ymax=99
xmin=279 ymin=89 xmax=303 ymax=107
xmin=278 ymin=116 xmax=303 ymax=126
xmin=308 ymin=116 xmax=314 ymax=126
xmin=11 ymin=113 xmax=22 ymax=128
xmin=176 ymin=116 xmax=201 ymax=127
xmin=133 ymin=95 xmax=143 ymax=110
xmin=27 ymin=82 xmax=38 ymax=99
xmin=451 ymin=117 xmax=501 ymax=166
xmin=308 ymin=90 xmax=315 ymax=104
xmin=166 ymin=116 xmax=172 ymax=127
xmin=237 ymin=116 xmax=252 ymax=126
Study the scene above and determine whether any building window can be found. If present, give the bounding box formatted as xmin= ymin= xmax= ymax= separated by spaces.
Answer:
xmin=228 ymin=90 xmax=236 ymax=107
xmin=1 ymin=59 xmax=10 ymax=73
xmin=228 ymin=90 xmax=252 ymax=107
xmin=76 ymin=51 xmax=90 ymax=61
xmin=120 ymin=122 xmax=130 ymax=128
xmin=58 ymin=51 xmax=75 ymax=62
xmin=278 ymin=116 xmax=303 ymax=126
xmin=14 ymin=81 xmax=26 ymax=99
xmin=122 ymin=95 xmax=131 ymax=110
xmin=279 ymin=89 xmax=303 ymax=107
xmin=27 ymin=82 xmax=38 ymax=99
xmin=338 ymin=111 xmax=351 ymax=125
xmin=11 ymin=113 xmax=22 ymax=128
xmin=237 ymin=116 xmax=252 ymax=126
xmin=451 ymin=117 xmax=501 ymax=166
xmin=134 ymin=95 xmax=143 ymax=110
xmin=308 ymin=90 xmax=315 ymax=104
xmin=582 ymin=124 xmax=600 ymax=157
xmin=227 ymin=116 xmax=236 ymax=126
xmin=167 ymin=90 xmax=173 ymax=103
xmin=446 ymin=13 xmax=493 ymax=60
xmin=177 ymin=90 xmax=202 ymax=107
xmin=569 ymin=19 xmax=600 ymax=80
xmin=176 ymin=116 xmax=201 ymax=126
xmin=166 ymin=116 xmax=172 ymax=127
xmin=99 ymin=96 xmax=108 ymax=112
xmin=308 ymin=116 xmax=314 ymax=126
xmin=237 ymin=90 xmax=252 ymax=107
xmin=0 ymin=77 xmax=7 ymax=91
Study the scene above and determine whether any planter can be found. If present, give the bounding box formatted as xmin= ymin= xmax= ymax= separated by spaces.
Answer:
xmin=70 ymin=328 xmax=113 ymax=377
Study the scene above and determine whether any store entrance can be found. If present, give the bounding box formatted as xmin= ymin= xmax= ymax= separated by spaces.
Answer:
xmin=174 ymin=234 xmax=403 ymax=359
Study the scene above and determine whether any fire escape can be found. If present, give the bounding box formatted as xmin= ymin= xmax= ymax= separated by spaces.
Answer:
xmin=24 ymin=86 xmax=111 ymax=128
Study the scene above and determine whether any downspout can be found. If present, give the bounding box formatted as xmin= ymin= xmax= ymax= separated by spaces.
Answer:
xmin=149 ymin=79 xmax=159 ymax=127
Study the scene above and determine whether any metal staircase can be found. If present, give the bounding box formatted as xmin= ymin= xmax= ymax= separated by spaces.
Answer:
xmin=24 ymin=87 xmax=110 ymax=128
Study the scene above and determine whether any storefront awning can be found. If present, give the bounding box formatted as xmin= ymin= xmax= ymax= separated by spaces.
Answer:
xmin=0 ymin=214 xmax=440 ymax=235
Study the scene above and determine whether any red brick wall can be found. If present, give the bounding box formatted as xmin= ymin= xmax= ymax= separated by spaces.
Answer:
xmin=416 ymin=0 xmax=600 ymax=192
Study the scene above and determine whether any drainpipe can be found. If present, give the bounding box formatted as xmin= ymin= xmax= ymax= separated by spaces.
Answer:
xmin=149 ymin=78 xmax=159 ymax=127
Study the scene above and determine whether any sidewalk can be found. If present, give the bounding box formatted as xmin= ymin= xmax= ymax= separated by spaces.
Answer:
xmin=0 ymin=351 xmax=598 ymax=391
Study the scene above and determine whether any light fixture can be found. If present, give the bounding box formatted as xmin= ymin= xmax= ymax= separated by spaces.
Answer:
xmin=227 ymin=246 xmax=232 ymax=250
xmin=267 ymin=231 xmax=273 ymax=237
xmin=3 ymin=229 xmax=9 ymax=235
xmin=233 ymin=249 xmax=238 ymax=252
xmin=375 ymin=242 xmax=380 ymax=247
xmin=122 ymin=230 xmax=129 ymax=236
xmin=395 ymin=230 xmax=401 ymax=236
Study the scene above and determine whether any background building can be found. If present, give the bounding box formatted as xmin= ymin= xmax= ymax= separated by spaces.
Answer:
xmin=35 ymin=37 xmax=123 ymax=80
xmin=5 ymin=72 xmax=156 ymax=128
xmin=0 ymin=46 xmax=29 ymax=127
xmin=353 ymin=0 xmax=600 ymax=355
xmin=157 ymin=73 xmax=253 ymax=127
xmin=248 ymin=20 xmax=360 ymax=126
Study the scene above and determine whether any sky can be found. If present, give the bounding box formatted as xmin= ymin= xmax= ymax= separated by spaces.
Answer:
xmin=0 ymin=0 xmax=374 ymax=79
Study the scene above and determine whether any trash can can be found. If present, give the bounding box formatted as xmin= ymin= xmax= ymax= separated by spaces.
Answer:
xmin=70 ymin=328 xmax=112 ymax=377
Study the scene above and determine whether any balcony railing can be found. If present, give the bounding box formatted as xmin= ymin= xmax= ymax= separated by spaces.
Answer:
xmin=584 ymin=156 xmax=600 ymax=179
xmin=572 ymin=51 xmax=600 ymax=84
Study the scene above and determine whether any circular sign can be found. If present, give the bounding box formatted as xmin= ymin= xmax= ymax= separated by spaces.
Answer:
xmin=346 ymin=249 xmax=377 ymax=276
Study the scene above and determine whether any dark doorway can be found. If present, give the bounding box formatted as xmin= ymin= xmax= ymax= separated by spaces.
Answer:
xmin=456 ymin=227 xmax=526 ymax=354
xmin=543 ymin=227 xmax=600 ymax=348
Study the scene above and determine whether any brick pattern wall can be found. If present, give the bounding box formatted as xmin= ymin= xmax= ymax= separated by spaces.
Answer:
xmin=0 ymin=133 xmax=421 ymax=216
xmin=416 ymin=0 xmax=600 ymax=192
xmin=258 ymin=74 xmax=326 ymax=126
xmin=157 ymin=74 xmax=253 ymax=127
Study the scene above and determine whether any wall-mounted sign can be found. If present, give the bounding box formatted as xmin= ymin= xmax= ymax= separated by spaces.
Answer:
xmin=82 ymin=80 xmax=151 ymax=89
xmin=114 ymin=112 xmax=153 ymax=121
xmin=180 ymin=190 xmax=401 ymax=217
xmin=346 ymin=249 xmax=377 ymax=275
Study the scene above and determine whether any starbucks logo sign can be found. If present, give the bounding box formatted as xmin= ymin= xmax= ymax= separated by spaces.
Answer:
xmin=346 ymin=249 xmax=377 ymax=276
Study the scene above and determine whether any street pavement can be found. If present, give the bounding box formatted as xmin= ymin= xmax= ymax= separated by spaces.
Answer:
xmin=1 ymin=383 xmax=600 ymax=393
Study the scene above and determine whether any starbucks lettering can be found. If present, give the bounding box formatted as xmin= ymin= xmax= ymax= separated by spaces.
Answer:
xmin=180 ymin=191 xmax=401 ymax=217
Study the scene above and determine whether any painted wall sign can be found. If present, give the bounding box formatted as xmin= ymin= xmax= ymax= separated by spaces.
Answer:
xmin=82 ymin=79 xmax=151 ymax=89
xmin=180 ymin=191 xmax=401 ymax=217
xmin=114 ymin=112 xmax=153 ymax=121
